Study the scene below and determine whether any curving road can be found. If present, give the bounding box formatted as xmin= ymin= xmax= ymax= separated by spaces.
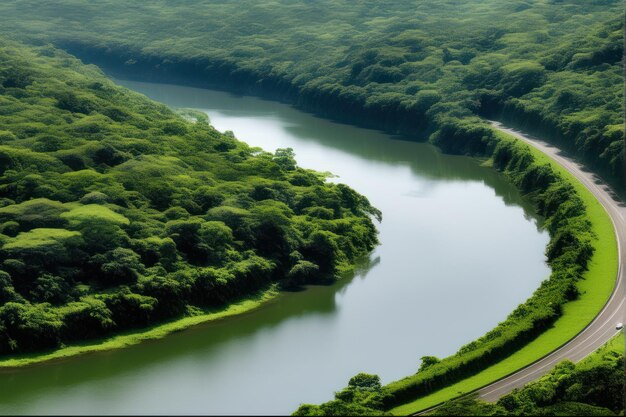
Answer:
xmin=476 ymin=121 xmax=626 ymax=402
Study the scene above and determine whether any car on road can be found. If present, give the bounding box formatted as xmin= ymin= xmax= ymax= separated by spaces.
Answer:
xmin=616 ymin=322 xmax=623 ymax=330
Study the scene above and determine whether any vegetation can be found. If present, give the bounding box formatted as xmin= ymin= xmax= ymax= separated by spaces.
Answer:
xmin=0 ymin=0 xmax=621 ymax=188
xmin=0 ymin=287 xmax=278 ymax=368
xmin=427 ymin=336 xmax=624 ymax=416
xmin=295 ymin=373 xmax=394 ymax=417
xmin=0 ymin=38 xmax=379 ymax=357
xmin=295 ymin=129 xmax=617 ymax=414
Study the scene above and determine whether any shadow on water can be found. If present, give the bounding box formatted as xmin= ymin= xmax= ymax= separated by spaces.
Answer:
xmin=0 ymin=254 xmax=380 ymax=409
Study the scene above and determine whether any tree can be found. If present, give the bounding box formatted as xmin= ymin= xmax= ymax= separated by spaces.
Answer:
xmin=56 ymin=91 xmax=94 ymax=114
xmin=60 ymin=297 xmax=115 ymax=340
xmin=349 ymin=373 xmax=382 ymax=391
xmin=30 ymin=274 xmax=71 ymax=304
xmin=61 ymin=204 xmax=130 ymax=252
xmin=0 ymin=198 xmax=69 ymax=230
xmin=286 ymin=260 xmax=319 ymax=287
xmin=0 ymin=270 xmax=22 ymax=303
xmin=0 ymin=302 xmax=62 ymax=353
xmin=198 ymin=221 xmax=234 ymax=263
xmin=273 ymin=148 xmax=297 ymax=171
xmin=3 ymin=228 xmax=83 ymax=268
xmin=500 ymin=62 xmax=547 ymax=97
xmin=97 ymin=248 xmax=144 ymax=284
xmin=419 ymin=356 xmax=441 ymax=372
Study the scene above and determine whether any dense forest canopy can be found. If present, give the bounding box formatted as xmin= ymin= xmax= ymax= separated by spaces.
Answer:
xmin=0 ymin=38 xmax=379 ymax=354
xmin=0 ymin=0 xmax=622 ymax=186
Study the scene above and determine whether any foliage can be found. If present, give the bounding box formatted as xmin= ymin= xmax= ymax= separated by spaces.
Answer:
xmin=294 ymin=373 xmax=392 ymax=416
xmin=0 ymin=39 xmax=379 ymax=355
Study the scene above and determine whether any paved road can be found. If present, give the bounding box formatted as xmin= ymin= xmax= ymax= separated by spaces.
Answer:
xmin=476 ymin=121 xmax=626 ymax=402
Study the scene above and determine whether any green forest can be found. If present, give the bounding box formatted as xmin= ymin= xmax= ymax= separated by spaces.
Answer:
xmin=0 ymin=38 xmax=379 ymax=355
xmin=0 ymin=0 xmax=621 ymax=188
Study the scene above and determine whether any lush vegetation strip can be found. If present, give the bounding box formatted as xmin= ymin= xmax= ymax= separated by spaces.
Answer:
xmin=295 ymin=125 xmax=618 ymax=416
xmin=0 ymin=287 xmax=278 ymax=368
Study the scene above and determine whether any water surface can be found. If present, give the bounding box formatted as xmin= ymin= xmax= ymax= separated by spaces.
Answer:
xmin=0 ymin=80 xmax=550 ymax=415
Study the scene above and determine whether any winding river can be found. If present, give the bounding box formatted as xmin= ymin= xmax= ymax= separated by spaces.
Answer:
xmin=0 ymin=80 xmax=551 ymax=415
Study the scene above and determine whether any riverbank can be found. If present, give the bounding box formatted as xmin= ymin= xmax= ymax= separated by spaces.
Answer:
xmin=0 ymin=287 xmax=280 ymax=369
xmin=390 ymin=127 xmax=619 ymax=414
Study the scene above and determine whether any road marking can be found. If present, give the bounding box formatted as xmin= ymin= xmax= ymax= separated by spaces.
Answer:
xmin=477 ymin=122 xmax=626 ymax=401
xmin=481 ymin=300 xmax=625 ymax=399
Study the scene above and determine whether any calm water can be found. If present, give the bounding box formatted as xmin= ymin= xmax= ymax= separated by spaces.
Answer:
xmin=0 ymin=80 xmax=550 ymax=415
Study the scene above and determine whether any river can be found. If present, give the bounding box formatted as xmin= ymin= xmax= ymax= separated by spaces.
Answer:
xmin=0 ymin=80 xmax=550 ymax=415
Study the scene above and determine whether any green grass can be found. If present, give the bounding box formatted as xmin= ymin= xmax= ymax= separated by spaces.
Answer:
xmin=391 ymin=130 xmax=619 ymax=415
xmin=579 ymin=333 xmax=624 ymax=369
xmin=0 ymin=286 xmax=279 ymax=368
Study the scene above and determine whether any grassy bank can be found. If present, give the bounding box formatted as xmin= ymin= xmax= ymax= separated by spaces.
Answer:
xmin=390 ymin=129 xmax=618 ymax=415
xmin=0 ymin=286 xmax=280 ymax=368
